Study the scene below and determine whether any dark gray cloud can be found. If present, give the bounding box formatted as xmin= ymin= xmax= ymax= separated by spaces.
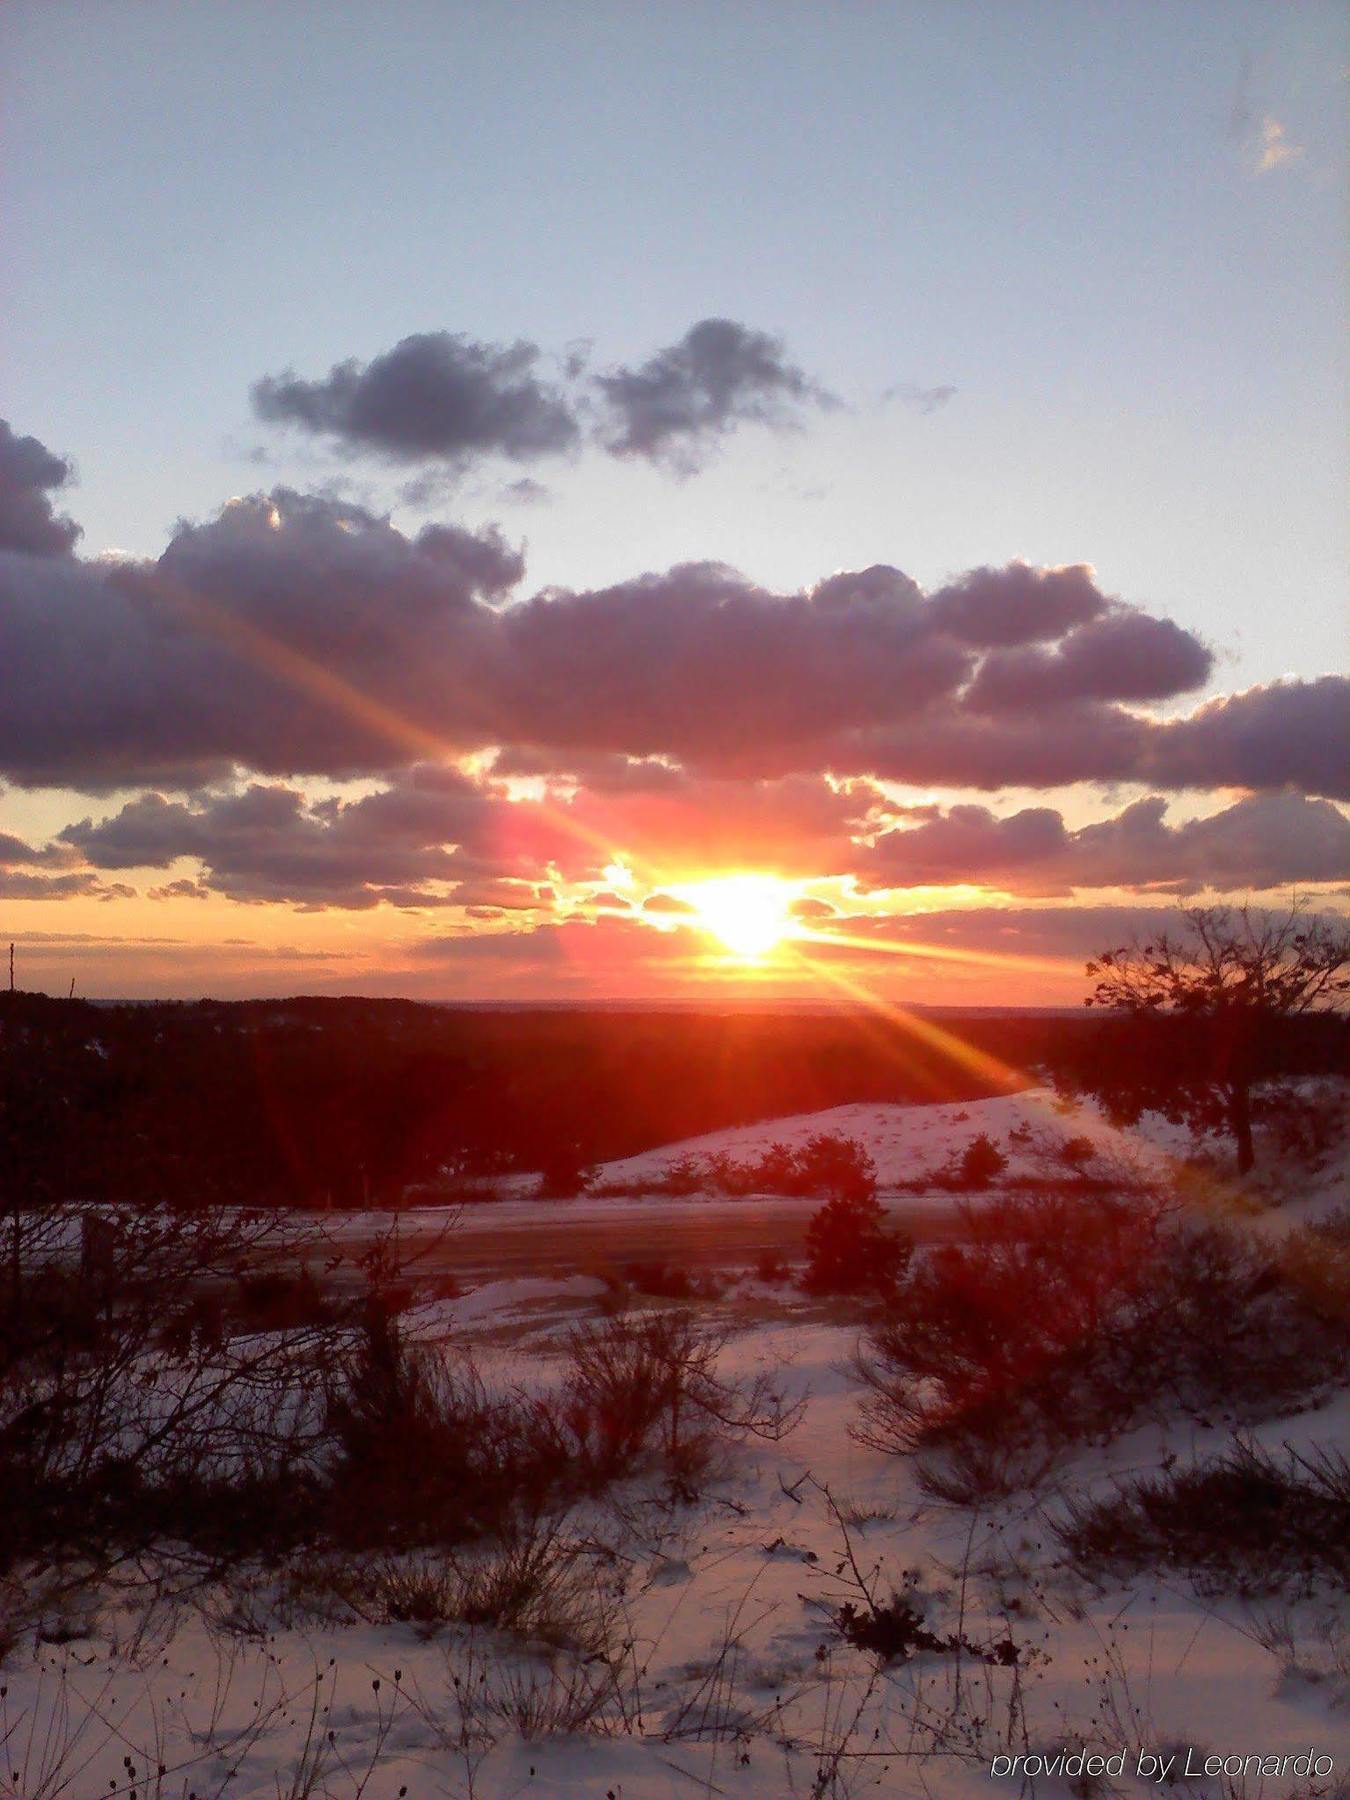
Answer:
xmin=58 ymin=754 xmax=1348 ymax=916
xmin=0 ymin=420 xmax=81 ymax=556
xmin=62 ymin=767 xmax=495 ymax=910
xmin=595 ymin=318 xmax=834 ymax=468
xmin=1 ymin=474 xmax=1338 ymax=802
xmin=404 ymin=901 xmax=1349 ymax=998
xmin=0 ymin=492 xmax=522 ymax=788
xmin=807 ymin=901 xmax=1350 ymax=973
xmin=251 ymin=318 xmax=836 ymax=476
xmin=1145 ymin=677 xmax=1350 ymax=800
xmin=849 ymin=704 xmax=1153 ymax=790
xmin=928 ymin=562 xmax=1107 ymax=647
xmin=0 ymin=819 xmax=133 ymax=899
xmin=848 ymin=676 xmax=1349 ymax=801
xmin=0 ymin=829 xmax=73 ymax=868
xmin=408 ymin=910 xmax=704 ymax=983
xmin=964 ymin=610 xmax=1213 ymax=709
xmin=862 ymin=792 xmax=1350 ymax=895
xmin=252 ymin=332 xmax=579 ymax=467
xmin=790 ymin=896 xmax=838 ymax=920
xmin=0 ymin=871 xmax=129 ymax=899
xmin=494 ymin=562 xmax=970 ymax=765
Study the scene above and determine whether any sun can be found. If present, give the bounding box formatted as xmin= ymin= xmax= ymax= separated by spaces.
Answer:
xmin=684 ymin=874 xmax=794 ymax=960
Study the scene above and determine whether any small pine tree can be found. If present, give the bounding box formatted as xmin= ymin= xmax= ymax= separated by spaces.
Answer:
xmin=957 ymin=1133 xmax=1007 ymax=1189
xmin=802 ymin=1193 xmax=910 ymax=1297
xmin=793 ymin=1132 xmax=877 ymax=1202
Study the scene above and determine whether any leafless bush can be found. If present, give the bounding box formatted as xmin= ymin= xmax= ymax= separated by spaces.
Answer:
xmin=0 ymin=1206 xmax=347 ymax=1576
xmin=1058 ymin=1440 xmax=1350 ymax=1594
xmin=562 ymin=1309 xmax=802 ymax=1489
xmin=335 ymin=1515 xmax=619 ymax=1655
xmin=440 ymin=1637 xmax=628 ymax=1744
xmin=0 ymin=1204 xmax=478 ymax=1578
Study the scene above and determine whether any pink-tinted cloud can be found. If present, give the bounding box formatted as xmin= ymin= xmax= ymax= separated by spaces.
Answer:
xmin=863 ymin=792 xmax=1350 ymax=895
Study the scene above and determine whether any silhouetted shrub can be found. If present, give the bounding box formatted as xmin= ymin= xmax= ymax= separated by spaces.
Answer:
xmin=655 ymin=1132 xmax=878 ymax=1202
xmin=619 ymin=1260 xmax=693 ymax=1299
xmin=324 ymin=1309 xmax=564 ymax=1546
xmin=1059 ymin=1135 xmax=1096 ymax=1170
xmin=1280 ymin=1207 xmax=1350 ymax=1326
xmin=853 ymin=1192 xmax=1350 ymax=1493
xmin=536 ymin=1141 xmax=596 ymax=1199
xmin=233 ymin=1265 xmax=338 ymax=1331
xmin=1058 ymin=1441 xmax=1350 ymax=1592
xmin=802 ymin=1194 xmax=910 ymax=1297
xmin=956 ymin=1133 xmax=1008 ymax=1189
xmin=794 ymin=1133 xmax=878 ymax=1201
xmin=754 ymin=1248 xmax=791 ymax=1285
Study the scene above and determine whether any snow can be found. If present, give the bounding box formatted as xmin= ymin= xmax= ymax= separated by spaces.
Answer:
xmin=4 ymin=1087 xmax=1347 ymax=1798
xmin=8 ymin=1312 xmax=1346 ymax=1796
xmin=587 ymin=1086 xmax=1196 ymax=1215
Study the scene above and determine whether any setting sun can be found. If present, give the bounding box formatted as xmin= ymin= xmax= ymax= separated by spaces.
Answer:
xmin=684 ymin=874 xmax=794 ymax=959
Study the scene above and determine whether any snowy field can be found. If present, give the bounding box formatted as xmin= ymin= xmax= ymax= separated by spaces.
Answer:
xmin=3 ymin=1087 xmax=1348 ymax=1800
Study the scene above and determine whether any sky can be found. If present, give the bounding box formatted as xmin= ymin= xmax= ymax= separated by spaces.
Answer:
xmin=1 ymin=0 xmax=1346 ymax=1004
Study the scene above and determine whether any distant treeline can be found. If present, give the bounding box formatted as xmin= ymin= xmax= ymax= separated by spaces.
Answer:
xmin=1 ymin=993 xmax=1341 ymax=1209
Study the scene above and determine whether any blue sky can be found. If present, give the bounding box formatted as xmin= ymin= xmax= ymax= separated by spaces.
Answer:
xmin=5 ymin=0 xmax=1345 ymax=677
xmin=0 ymin=2 xmax=1345 ymax=998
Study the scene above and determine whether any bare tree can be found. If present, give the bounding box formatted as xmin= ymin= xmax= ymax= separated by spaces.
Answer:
xmin=1082 ymin=903 xmax=1349 ymax=1172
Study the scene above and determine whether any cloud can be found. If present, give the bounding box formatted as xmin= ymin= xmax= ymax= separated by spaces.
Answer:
xmin=1 ymin=472 xmax=1340 ymax=804
xmin=861 ymin=792 xmax=1350 ymax=895
xmin=1253 ymin=115 xmax=1304 ymax=173
xmin=0 ymin=871 xmax=133 ymax=899
xmin=928 ymin=562 xmax=1108 ymax=647
xmin=812 ymin=901 xmax=1350 ymax=970
xmin=884 ymin=382 xmax=958 ymax=414
xmin=0 ymin=824 xmax=124 ymax=896
xmin=0 ymin=420 xmax=81 ymax=556
xmin=251 ymin=318 xmax=836 ymax=478
xmin=0 ymin=829 xmax=78 ymax=869
xmin=0 ymin=491 xmax=522 ymax=788
xmin=964 ymin=610 xmax=1213 ymax=709
xmin=1230 ymin=61 xmax=1304 ymax=176
xmin=62 ymin=767 xmax=497 ymax=910
xmin=1144 ymin=677 xmax=1350 ymax=800
xmin=148 ymin=877 xmax=212 ymax=900
xmin=499 ymin=477 xmax=552 ymax=506
xmin=494 ymin=562 xmax=969 ymax=767
xmin=595 ymin=318 xmax=835 ymax=469
xmin=59 ymin=765 xmax=1347 ymax=919
xmin=555 ymin=770 xmax=876 ymax=877
xmin=642 ymin=892 xmax=698 ymax=915
xmin=409 ymin=910 xmax=707 ymax=988
xmin=62 ymin=760 xmax=874 ymax=909
xmin=252 ymin=332 xmax=580 ymax=467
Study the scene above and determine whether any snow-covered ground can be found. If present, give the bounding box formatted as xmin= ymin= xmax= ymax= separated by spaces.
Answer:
xmin=4 ymin=1087 xmax=1347 ymax=1799
xmin=6 ymin=1322 xmax=1346 ymax=1797
xmin=597 ymin=1085 xmax=1186 ymax=1189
